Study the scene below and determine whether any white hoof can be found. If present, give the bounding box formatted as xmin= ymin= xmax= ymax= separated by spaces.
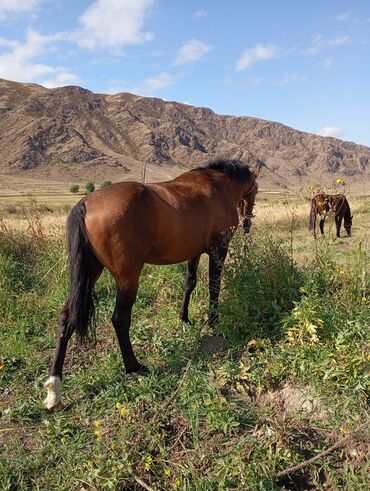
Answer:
xmin=43 ymin=376 xmax=63 ymax=412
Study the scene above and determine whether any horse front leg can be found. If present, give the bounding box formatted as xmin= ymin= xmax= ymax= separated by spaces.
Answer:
xmin=180 ymin=255 xmax=201 ymax=323
xmin=112 ymin=278 xmax=147 ymax=374
xmin=208 ymin=240 xmax=229 ymax=326
xmin=335 ymin=215 xmax=342 ymax=238
xmin=319 ymin=217 xmax=325 ymax=235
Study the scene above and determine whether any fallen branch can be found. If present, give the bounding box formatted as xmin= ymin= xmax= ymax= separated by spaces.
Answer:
xmin=133 ymin=475 xmax=157 ymax=491
xmin=276 ymin=419 xmax=369 ymax=479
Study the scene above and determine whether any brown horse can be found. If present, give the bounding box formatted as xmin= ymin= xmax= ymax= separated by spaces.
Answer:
xmin=44 ymin=160 xmax=259 ymax=411
xmin=309 ymin=193 xmax=352 ymax=238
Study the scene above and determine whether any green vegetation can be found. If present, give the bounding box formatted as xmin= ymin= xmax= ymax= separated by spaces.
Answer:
xmin=100 ymin=180 xmax=112 ymax=189
xmin=69 ymin=185 xmax=80 ymax=194
xmin=0 ymin=198 xmax=369 ymax=490
xmin=85 ymin=182 xmax=95 ymax=193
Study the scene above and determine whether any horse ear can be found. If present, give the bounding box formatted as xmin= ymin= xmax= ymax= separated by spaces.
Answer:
xmin=252 ymin=165 xmax=261 ymax=178
xmin=351 ymin=215 xmax=353 ymax=219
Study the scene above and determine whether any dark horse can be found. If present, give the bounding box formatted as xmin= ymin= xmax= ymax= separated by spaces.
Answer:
xmin=44 ymin=160 xmax=259 ymax=411
xmin=309 ymin=193 xmax=352 ymax=238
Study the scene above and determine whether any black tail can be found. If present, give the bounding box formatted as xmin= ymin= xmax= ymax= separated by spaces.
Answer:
xmin=309 ymin=199 xmax=317 ymax=231
xmin=66 ymin=202 xmax=96 ymax=343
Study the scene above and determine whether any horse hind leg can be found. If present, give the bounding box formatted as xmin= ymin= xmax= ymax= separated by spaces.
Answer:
xmin=43 ymin=304 xmax=71 ymax=411
xmin=44 ymin=260 xmax=103 ymax=412
xmin=180 ymin=255 xmax=201 ymax=323
xmin=112 ymin=269 xmax=147 ymax=374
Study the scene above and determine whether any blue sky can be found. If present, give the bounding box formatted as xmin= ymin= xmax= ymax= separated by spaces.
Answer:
xmin=1 ymin=0 xmax=370 ymax=146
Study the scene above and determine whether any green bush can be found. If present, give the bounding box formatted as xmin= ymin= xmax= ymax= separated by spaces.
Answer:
xmin=69 ymin=185 xmax=79 ymax=194
xmin=100 ymin=180 xmax=112 ymax=189
xmin=85 ymin=182 xmax=95 ymax=193
xmin=221 ymin=231 xmax=303 ymax=341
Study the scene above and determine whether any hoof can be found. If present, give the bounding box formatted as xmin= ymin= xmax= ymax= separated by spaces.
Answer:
xmin=43 ymin=376 xmax=62 ymax=412
xmin=181 ymin=316 xmax=191 ymax=324
xmin=43 ymin=400 xmax=64 ymax=412
xmin=126 ymin=363 xmax=149 ymax=375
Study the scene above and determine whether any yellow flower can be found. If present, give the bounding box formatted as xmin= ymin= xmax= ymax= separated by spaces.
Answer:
xmin=144 ymin=455 xmax=153 ymax=471
xmin=175 ymin=479 xmax=181 ymax=486
xmin=94 ymin=421 xmax=102 ymax=428
xmin=120 ymin=407 xmax=129 ymax=417
xmin=60 ymin=437 xmax=66 ymax=445
xmin=94 ymin=429 xmax=102 ymax=438
xmin=164 ymin=467 xmax=171 ymax=476
xmin=340 ymin=426 xmax=348 ymax=434
xmin=361 ymin=296 xmax=367 ymax=304
xmin=87 ymin=460 xmax=94 ymax=469
xmin=115 ymin=402 xmax=122 ymax=409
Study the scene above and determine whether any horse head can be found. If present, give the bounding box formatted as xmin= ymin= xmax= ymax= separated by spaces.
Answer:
xmin=238 ymin=165 xmax=259 ymax=235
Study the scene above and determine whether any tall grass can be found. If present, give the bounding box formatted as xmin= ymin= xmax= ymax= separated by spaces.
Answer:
xmin=0 ymin=202 xmax=369 ymax=490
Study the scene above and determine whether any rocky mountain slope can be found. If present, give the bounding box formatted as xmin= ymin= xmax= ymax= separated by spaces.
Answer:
xmin=0 ymin=78 xmax=369 ymax=187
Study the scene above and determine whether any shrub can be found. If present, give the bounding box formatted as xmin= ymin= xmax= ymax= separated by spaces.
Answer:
xmin=85 ymin=182 xmax=95 ymax=193
xmin=100 ymin=180 xmax=112 ymax=189
xmin=220 ymin=231 xmax=303 ymax=341
xmin=5 ymin=205 xmax=18 ymax=215
xmin=38 ymin=204 xmax=53 ymax=214
xmin=69 ymin=185 xmax=79 ymax=194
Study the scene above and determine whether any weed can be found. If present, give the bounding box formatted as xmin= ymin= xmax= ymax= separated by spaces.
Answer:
xmin=0 ymin=196 xmax=369 ymax=490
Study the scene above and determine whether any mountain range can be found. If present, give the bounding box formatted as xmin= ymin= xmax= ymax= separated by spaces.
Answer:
xmin=1 ymin=78 xmax=369 ymax=189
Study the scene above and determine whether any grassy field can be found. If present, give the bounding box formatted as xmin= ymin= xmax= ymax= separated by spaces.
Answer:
xmin=0 ymin=191 xmax=369 ymax=490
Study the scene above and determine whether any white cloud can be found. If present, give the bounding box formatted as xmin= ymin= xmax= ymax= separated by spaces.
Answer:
xmin=305 ymin=35 xmax=325 ymax=54
xmin=321 ymin=127 xmax=345 ymax=138
xmin=336 ymin=10 xmax=351 ymax=22
xmin=173 ymin=39 xmax=212 ymax=66
xmin=76 ymin=0 xmax=154 ymax=50
xmin=194 ymin=10 xmax=206 ymax=18
xmin=42 ymin=71 xmax=81 ymax=88
xmin=277 ymin=73 xmax=305 ymax=85
xmin=0 ymin=0 xmax=41 ymax=20
xmin=235 ymin=43 xmax=280 ymax=71
xmin=0 ymin=29 xmax=78 ymax=86
xmin=106 ymin=72 xmax=180 ymax=96
xmin=305 ymin=35 xmax=351 ymax=54
xmin=329 ymin=35 xmax=351 ymax=46
xmin=0 ymin=36 xmax=18 ymax=48
xmin=131 ymin=71 xmax=180 ymax=96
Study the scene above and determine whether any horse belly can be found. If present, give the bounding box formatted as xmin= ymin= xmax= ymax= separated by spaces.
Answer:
xmin=146 ymin=235 xmax=207 ymax=265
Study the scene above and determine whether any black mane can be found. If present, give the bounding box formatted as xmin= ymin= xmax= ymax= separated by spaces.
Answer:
xmin=195 ymin=159 xmax=251 ymax=182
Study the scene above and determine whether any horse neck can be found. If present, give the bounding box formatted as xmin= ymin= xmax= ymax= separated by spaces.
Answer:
xmin=224 ymin=177 xmax=254 ymax=206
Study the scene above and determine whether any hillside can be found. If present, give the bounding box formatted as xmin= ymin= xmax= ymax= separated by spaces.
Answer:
xmin=0 ymin=78 xmax=369 ymax=189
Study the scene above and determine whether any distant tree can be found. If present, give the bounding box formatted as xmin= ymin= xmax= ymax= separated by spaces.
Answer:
xmin=85 ymin=182 xmax=95 ymax=193
xmin=100 ymin=180 xmax=112 ymax=189
xmin=69 ymin=184 xmax=79 ymax=194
